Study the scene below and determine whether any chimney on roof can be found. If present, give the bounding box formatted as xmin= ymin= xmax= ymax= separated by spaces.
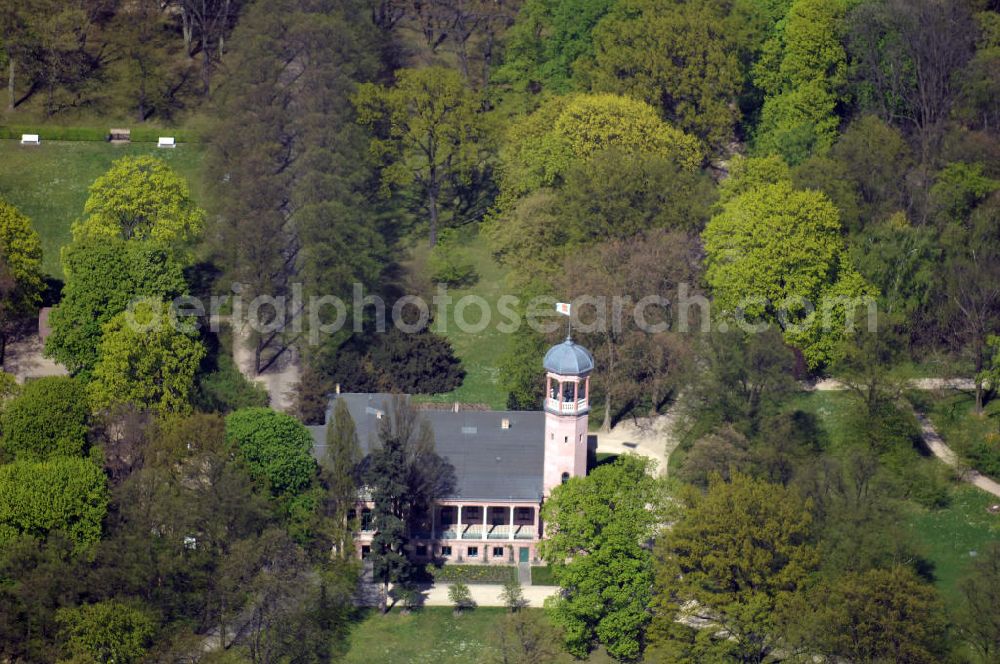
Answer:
xmin=501 ymin=418 xmax=511 ymax=430
xmin=453 ymin=402 xmax=459 ymax=413
xmin=335 ymin=383 xmax=341 ymax=395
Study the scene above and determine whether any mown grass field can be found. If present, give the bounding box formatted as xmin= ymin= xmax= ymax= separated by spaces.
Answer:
xmin=339 ymin=607 xmax=611 ymax=664
xmin=0 ymin=139 xmax=206 ymax=278
xmin=405 ymin=225 xmax=512 ymax=410
xmin=906 ymin=484 xmax=1000 ymax=607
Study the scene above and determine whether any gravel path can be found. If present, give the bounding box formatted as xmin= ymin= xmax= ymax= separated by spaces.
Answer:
xmin=356 ymin=582 xmax=560 ymax=608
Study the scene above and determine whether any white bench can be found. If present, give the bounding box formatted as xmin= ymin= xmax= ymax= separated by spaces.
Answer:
xmin=157 ymin=136 xmax=176 ymax=148
xmin=20 ymin=134 xmax=40 ymax=145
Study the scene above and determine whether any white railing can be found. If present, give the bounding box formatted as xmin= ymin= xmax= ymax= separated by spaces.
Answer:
xmin=545 ymin=398 xmax=588 ymax=414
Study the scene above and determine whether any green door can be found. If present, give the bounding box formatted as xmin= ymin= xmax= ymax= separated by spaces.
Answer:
xmin=519 ymin=547 xmax=529 ymax=563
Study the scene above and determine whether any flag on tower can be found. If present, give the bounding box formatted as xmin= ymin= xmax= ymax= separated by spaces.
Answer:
xmin=556 ymin=302 xmax=572 ymax=316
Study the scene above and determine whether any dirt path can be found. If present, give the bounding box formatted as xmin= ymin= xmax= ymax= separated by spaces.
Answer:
xmin=229 ymin=321 xmax=300 ymax=412
xmin=809 ymin=377 xmax=977 ymax=391
xmin=2 ymin=336 xmax=68 ymax=382
xmin=913 ymin=411 xmax=1000 ymax=499
xmin=594 ymin=409 xmax=679 ymax=476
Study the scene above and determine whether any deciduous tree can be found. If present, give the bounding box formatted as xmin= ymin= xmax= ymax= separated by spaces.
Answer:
xmin=71 ymin=156 xmax=205 ymax=251
xmin=0 ymin=199 xmax=43 ymax=365
xmin=88 ymin=300 xmax=206 ymax=415
xmin=0 ymin=457 xmax=108 ymax=551
xmin=847 ymin=0 xmax=976 ymax=160
xmin=355 ymin=67 xmax=488 ymax=247
xmin=540 ymin=455 xmax=663 ymax=660
xmin=0 ymin=376 xmax=88 ymax=461
xmin=958 ymin=541 xmax=1000 ymax=662
xmin=590 ymin=0 xmax=743 ymax=148
xmin=326 ymin=398 xmax=362 ymax=557
xmin=753 ymin=0 xmax=849 ymax=164
xmin=784 ymin=566 xmax=948 ymax=663
xmin=46 ymin=237 xmax=188 ymax=378
xmin=649 ymin=472 xmax=818 ymax=663
xmin=224 ymin=407 xmax=316 ymax=498
xmin=703 ymin=181 xmax=874 ymax=368
xmin=495 ymin=93 xmax=703 ymax=204
xmin=56 ymin=600 xmax=156 ymax=664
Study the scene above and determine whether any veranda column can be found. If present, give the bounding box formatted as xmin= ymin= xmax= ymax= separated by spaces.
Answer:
xmin=457 ymin=504 xmax=463 ymax=538
xmin=481 ymin=504 xmax=487 ymax=540
xmin=509 ymin=505 xmax=515 ymax=541
xmin=431 ymin=502 xmax=437 ymax=538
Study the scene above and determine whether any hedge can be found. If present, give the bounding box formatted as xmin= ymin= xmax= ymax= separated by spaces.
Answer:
xmin=424 ymin=563 xmax=517 ymax=585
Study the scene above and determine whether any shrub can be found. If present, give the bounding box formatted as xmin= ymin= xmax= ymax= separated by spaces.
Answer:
xmin=502 ymin=579 xmax=526 ymax=612
xmin=196 ymin=354 xmax=269 ymax=413
xmin=448 ymin=582 xmax=475 ymax=613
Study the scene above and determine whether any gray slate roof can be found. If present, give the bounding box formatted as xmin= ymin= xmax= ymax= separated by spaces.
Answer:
xmin=309 ymin=393 xmax=545 ymax=503
xmin=543 ymin=338 xmax=595 ymax=375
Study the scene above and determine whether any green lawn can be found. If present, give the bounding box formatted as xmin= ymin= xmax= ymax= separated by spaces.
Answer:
xmin=905 ymin=484 xmax=1000 ymax=608
xmin=0 ymin=139 xmax=206 ymax=278
xmin=406 ymin=225 xmax=512 ymax=410
xmin=530 ymin=565 xmax=558 ymax=586
xmin=782 ymin=390 xmax=858 ymax=455
xmin=339 ymin=607 xmax=611 ymax=664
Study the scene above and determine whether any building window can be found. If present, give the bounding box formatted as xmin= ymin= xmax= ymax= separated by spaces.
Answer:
xmin=361 ymin=545 xmax=371 ymax=559
xmin=561 ymin=472 xmax=570 ymax=484
xmin=492 ymin=547 xmax=505 ymax=558
xmin=416 ymin=544 xmax=427 ymax=557
xmin=361 ymin=509 xmax=373 ymax=531
xmin=441 ymin=546 xmax=452 ymax=557
xmin=467 ymin=546 xmax=479 ymax=558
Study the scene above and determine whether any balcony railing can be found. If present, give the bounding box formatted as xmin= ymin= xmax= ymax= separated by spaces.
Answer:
xmin=513 ymin=525 xmax=535 ymax=540
xmin=486 ymin=525 xmax=510 ymax=539
xmin=545 ymin=398 xmax=588 ymax=414
xmin=462 ymin=525 xmax=483 ymax=539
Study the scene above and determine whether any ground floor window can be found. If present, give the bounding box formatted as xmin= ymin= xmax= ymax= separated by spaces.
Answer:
xmin=415 ymin=544 xmax=427 ymax=557
xmin=441 ymin=545 xmax=452 ymax=557
xmin=361 ymin=545 xmax=370 ymax=559
xmin=467 ymin=546 xmax=479 ymax=558
xmin=492 ymin=547 xmax=505 ymax=558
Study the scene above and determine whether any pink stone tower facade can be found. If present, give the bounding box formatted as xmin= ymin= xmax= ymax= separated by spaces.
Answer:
xmin=542 ymin=338 xmax=594 ymax=496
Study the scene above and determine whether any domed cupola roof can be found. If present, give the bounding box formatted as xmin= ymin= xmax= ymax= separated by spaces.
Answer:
xmin=543 ymin=337 xmax=595 ymax=375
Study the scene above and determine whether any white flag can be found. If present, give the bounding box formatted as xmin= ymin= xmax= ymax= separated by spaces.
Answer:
xmin=556 ymin=302 xmax=571 ymax=316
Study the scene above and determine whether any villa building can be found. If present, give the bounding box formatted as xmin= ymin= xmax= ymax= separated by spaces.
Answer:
xmin=310 ymin=336 xmax=595 ymax=565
